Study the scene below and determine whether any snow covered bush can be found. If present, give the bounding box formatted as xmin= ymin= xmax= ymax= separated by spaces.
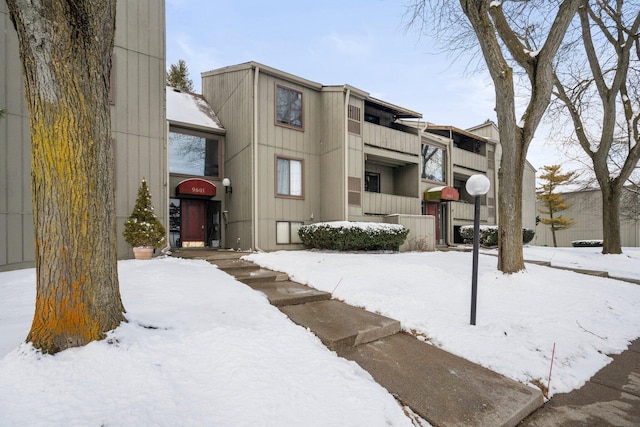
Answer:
xmin=123 ymin=179 xmax=166 ymax=248
xmin=460 ymin=225 xmax=535 ymax=247
xmin=298 ymin=221 xmax=408 ymax=251
xmin=571 ymin=239 xmax=603 ymax=247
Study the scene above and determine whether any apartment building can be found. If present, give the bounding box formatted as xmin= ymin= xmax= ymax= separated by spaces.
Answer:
xmin=0 ymin=0 xmax=167 ymax=271
xmin=200 ymin=62 xmax=434 ymax=252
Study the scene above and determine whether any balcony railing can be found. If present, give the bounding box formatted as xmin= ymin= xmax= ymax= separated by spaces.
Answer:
xmin=363 ymin=192 xmax=421 ymax=216
xmin=451 ymin=201 xmax=488 ymax=222
xmin=452 ymin=147 xmax=488 ymax=172
xmin=362 ymin=122 xmax=420 ymax=156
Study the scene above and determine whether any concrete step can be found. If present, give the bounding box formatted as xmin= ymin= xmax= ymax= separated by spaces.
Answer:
xmin=339 ymin=332 xmax=543 ymax=427
xmin=214 ymin=259 xmax=261 ymax=275
xmin=171 ymin=249 xmax=246 ymax=261
xmin=233 ymin=268 xmax=289 ymax=284
xmin=279 ymin=300 xmax=401 ymax=352
xmin=244 ymin=280 xmax=331 ymax=307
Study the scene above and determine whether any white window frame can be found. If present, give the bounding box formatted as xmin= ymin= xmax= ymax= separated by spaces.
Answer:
xmin=276 ymin=221 xmax=304 ymax=244
xmin=276 ymin=156 xmax=304 ymax=198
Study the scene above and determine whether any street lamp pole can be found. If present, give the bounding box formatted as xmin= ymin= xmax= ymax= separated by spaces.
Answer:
xmin=465 ymin=174 xmax=491 ymax=326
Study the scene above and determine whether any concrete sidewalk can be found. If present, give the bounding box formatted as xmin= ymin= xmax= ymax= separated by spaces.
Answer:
xmin=174 ymin=249 xmax=543 ymax=426
xmin=520 ymin=338 xmax=640 ymax=426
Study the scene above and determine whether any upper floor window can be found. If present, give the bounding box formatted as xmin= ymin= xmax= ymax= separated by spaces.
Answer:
xmin=169 ymin=128 xmax=220 ymax=177
xmin=276 ymin=84 xmax=303 ymax=129
xmin=421 ymin=144 xmax=446 ymax=183
xmin=276 ymin=156 xmax=303 ymax=197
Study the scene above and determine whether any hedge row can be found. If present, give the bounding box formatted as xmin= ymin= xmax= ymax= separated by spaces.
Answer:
xmin=298 ymin=221 xmax=409 ymax=251
xmin=459 ymin=225 xmax=535 ymax=247
xmin=571 ymin=240 xmax=603 ymax=247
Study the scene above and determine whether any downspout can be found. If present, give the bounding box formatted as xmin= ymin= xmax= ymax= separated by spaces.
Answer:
xmin=253 ymin=65 xmax=262 ymax=251
xmin=344 ymin=87 xmax=351 ymax=220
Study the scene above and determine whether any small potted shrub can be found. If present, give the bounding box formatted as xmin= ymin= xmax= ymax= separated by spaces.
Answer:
xmin=123 ymin=179 xmax=166 ymax=259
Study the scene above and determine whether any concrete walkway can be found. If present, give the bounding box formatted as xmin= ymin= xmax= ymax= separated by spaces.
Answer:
xmin=173 ymin=249 xmax=543 ymax=426
xmin=520 ymin=338 xmax=640 ymax=426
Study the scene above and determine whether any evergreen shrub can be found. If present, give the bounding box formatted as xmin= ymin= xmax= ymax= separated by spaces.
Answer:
xmin=298 ymin=221 xmax=409 ymax=251
xmin=123 ymin=179 xmax=167 ymax=248
xmin=571 ymin=240 xmax=603 ymax=247
xmin=459 ymin=225 xmax=535 ymax=247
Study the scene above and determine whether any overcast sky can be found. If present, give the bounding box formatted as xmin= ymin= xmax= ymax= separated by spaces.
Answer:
xmin=165 ymin=0 xmax=573 ymax=173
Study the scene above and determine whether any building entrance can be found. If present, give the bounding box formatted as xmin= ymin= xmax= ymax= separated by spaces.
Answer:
xmin=169 ymin=198 xmax=221 ymax=248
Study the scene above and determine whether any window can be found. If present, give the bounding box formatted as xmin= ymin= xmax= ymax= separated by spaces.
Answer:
xmin=169 ymin=128 xmax=220 ymax=177
xmin=364 ymin=172 xmax=380 ymax=193
xmin=421 ymin=144 xmax=446 ymax=182
xmin=276 ymin=221 xmax=304 ymax=244
xmin=276 ymin=156 xmax=303 ymax=197
xmin=276 ymin=84 xmax=303 ymax=129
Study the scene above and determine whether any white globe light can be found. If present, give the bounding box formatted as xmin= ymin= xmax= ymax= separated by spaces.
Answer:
xmin=465 ymin=174 xmax=491 ymax=196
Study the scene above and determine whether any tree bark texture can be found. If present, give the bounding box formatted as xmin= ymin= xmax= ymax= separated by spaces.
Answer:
xmin=7 ymin=0 xmax=125 ymax=353
xmin=601 ymin=182 xmax=623 ymax=254
xmin=459 ymin=0 xmax=580 ymax=273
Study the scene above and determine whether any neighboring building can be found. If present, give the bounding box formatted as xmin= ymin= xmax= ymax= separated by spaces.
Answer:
xmin=201 ymin=62 xmax=434 ymax=252
xmin=535 ymin=187 xmax=640 ymax=247
xmin=0 ymin=0 xmax=167 ymax=271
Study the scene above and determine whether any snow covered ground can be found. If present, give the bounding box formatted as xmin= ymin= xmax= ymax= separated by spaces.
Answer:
xmin=0 ymin=258 xmax=417 ymax=426
xmin=245 ymin=246 xmax=640 ymax=397
xmin=1 ymin=246 xmax=639 ymax=425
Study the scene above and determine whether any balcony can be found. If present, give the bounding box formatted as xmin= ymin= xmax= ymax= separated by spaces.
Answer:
xmin=363 ymin=192 xmax=421 ymax=216
xmin=451 ymin=201 xmax=488 ymax=222
xmin=452 ymin=147 xmax=487 ymax=172
xmin=362 ymin=122 xmax=420 ymax=156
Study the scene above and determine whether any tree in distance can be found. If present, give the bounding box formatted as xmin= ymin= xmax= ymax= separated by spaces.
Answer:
xmin=537 ymin=165 xmax=577 ymax=247
xmin=167 ymin=59 xmax=195 ymax=92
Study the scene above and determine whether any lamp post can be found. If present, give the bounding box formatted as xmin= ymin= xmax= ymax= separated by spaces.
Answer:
xmin=465 ymin=174 xmax=491 ymax=326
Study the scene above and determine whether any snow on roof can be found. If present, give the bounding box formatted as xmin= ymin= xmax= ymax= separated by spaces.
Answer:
xmin=166 ymin=87 xmax=223 ymax=131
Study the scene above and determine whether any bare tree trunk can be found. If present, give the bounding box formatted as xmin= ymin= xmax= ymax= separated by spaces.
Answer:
xmin=7 ymin=0 xmax=125 ymax=353
xmin=601 ymin=184 xmax=623 ymax=254
xmin=458 ymin=0 xmax=579 ymax=273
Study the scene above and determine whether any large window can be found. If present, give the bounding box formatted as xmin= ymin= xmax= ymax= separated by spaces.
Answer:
xmin=169 ymin=128 xmax=220 ymax=177
xmin=276 ymin=156 xmax=303 ymax=197
xmin=276 ymin=84 xmax=303 ymax=129
xmin=421 ymin=144 xmax=446 ymax=183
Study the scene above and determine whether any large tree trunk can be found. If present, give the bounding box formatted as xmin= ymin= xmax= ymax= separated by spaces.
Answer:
xmin=601 ymin=184 xmax=623 ymax=254
xmin=496 ymin=124 xmax=526 ymax=272
xmin=7 ymin=1 xmax=125 ymax=353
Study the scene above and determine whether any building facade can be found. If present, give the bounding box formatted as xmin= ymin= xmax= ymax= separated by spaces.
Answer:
xmin=0 ymin=0 xmax=167 ymax=271
xmin=535 ymin=187 xmax=640 ymax=247
xmin=200 ymin=62 xmax=434 ymax=252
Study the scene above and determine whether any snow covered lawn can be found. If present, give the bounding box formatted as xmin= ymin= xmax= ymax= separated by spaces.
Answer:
xmin=0 ymin=258 xmax=415 ymax=426
xmin=1 ymin=247 xmax=638 ymax=425
xmin=245 ymin=246 xmax=640 ymax=397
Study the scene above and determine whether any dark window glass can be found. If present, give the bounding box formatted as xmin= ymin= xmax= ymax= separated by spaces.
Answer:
xmin=169 ymin=130 xmax=219 ymax=177
xmin=421 ymin=144 xmax=446 ymax=182
xmin=364 ymin=172 xmax=380 ymax=193
xmin=276 ymin=85 xmax=303 ymax=128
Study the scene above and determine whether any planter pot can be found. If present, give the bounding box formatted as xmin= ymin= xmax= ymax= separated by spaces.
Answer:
xmin=133 ymin=246 xmax=154 ymax=260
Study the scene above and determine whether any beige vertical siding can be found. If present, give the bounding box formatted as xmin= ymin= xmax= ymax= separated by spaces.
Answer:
xmin=0 ymin=3 xmax=34 ymax=269
xmin=534 ymin=189 xmax=640 ymax=247
xmin=1 ymin=0 xmax=167 ymax=270
xmin=202 ymin=67 xmax=255 ymax=249
xmin=384 ymin=214 xmax=435 ymax=252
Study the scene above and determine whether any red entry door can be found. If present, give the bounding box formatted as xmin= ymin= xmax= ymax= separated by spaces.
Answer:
xmin=181 ymin=199 xmax=206 ymax=244
xmin=426 ymin=202 xmax=440 ymax=241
